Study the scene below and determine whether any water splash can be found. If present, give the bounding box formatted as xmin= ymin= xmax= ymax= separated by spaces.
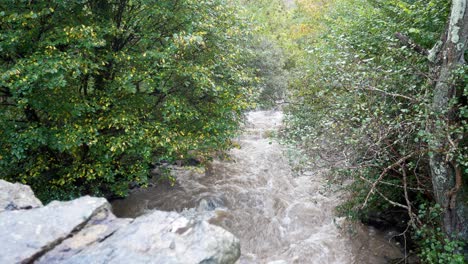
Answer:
xmin=111 ymin=111 xmax=402 ymax=263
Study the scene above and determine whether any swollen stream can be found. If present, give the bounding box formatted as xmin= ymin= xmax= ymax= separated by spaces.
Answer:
xmin=111 ymin=111 xmax=403 ymax=263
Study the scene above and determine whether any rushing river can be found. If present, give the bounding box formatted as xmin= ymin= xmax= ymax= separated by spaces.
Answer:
xmin=111 ymin=111 xmax=403 ymax=263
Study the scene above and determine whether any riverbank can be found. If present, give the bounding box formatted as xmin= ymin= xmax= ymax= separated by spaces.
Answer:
xmin=112 ymin=110 xmax=404 ymax=263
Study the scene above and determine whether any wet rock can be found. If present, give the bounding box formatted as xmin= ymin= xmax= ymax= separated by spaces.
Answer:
xmin=0 ymin=180 xmax=241 ymax=264
xmin=197 ymin=196 xmax=225 ymax=212
xmin=56 ymin=210 xmax=240 ymax=264
xmin=0 ymin=179 xmax=43 ymax=211
xmin=0 ymin=196 xmax=109 ymax=263
xmin=38 ymin=206 xmax=132 ymax=263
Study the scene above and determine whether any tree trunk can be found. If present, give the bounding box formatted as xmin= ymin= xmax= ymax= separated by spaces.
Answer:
xmin=429 ymin=0 xmax=468 ymax=241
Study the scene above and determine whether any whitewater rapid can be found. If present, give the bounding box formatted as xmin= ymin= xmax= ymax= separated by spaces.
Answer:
xmin=112 ymin=111 xmax=402 ymax=263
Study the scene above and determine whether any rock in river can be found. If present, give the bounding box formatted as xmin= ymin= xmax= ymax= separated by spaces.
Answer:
xmin=0 ymin=180 xmax=240 ymax=264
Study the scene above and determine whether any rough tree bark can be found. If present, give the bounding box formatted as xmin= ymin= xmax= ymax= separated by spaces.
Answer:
xmin=429 ymin=0 xmax=468 ymax=241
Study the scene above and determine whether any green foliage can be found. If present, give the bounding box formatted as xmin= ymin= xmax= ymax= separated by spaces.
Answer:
xmin=0 ymin=0 xmax=255 ymax=202
xmin=415 ymin=204 xmax=466 ymax=263
xmin=238 ymin=0 xmax=292 ymax=108
xmin=278 ymin=0 xmax=466 ymax=259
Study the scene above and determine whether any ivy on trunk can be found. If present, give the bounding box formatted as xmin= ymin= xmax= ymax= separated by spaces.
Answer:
xmin=429 ymin=0 xmax=468 ymax=241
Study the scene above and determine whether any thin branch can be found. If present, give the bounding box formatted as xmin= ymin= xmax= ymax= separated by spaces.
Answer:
xmin=359 ymin=175 xmax=427 ymax=192
xmin=362 ymin=151 xmax=420 ymax=208
xmin=375 ymin=188 xmax=408 ymax=210
xmin=402 ymin=164 xmax=417 ymax=228
xmin=362 ymin=85 xmax=418 ymax=102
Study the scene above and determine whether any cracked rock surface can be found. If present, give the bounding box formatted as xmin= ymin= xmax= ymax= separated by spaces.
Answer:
xmin=0 ymin=180 xmax=240 ymax=264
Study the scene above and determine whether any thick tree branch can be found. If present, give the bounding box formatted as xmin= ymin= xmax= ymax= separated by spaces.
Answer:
xmin=448 ymin=160 xmax=463 ymax=210
xmin=394 ymin=32 xmax=429 ymax=56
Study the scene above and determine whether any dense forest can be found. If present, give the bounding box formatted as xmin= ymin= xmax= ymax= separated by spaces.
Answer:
xmin=1 ymin=0 xmax=466 ymax=262
xmin=0 ymin=0 xmax=257 ymax=201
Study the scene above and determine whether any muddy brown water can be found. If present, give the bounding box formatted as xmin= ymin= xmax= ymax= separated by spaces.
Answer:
xmin=111 ymin=111 xmax=404 ymax=263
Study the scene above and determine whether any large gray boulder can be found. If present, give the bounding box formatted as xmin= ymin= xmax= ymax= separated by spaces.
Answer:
xmin=0 ymin=196 xmax=109 ymax=264
xmin=0 ymin=180 xmax=42 ymax=211
xmin=0 ymin=181 xmax=240 ymax=264
xmin=37 ymin=204 xmax=132 ymax=263
xmin=41 ymin=210 xmax=240 ymax=264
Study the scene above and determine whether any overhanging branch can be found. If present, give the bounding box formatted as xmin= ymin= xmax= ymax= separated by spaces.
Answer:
xmin=394 ymin=32 xmax=429 ymax=56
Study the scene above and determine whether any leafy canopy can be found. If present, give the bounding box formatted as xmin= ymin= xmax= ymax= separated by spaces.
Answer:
xmin=0 ymin=0 xmax=255 ymax=202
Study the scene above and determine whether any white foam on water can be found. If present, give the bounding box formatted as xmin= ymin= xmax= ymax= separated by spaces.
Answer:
xmin=112 ymin=110 xmax=402 ymax=263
